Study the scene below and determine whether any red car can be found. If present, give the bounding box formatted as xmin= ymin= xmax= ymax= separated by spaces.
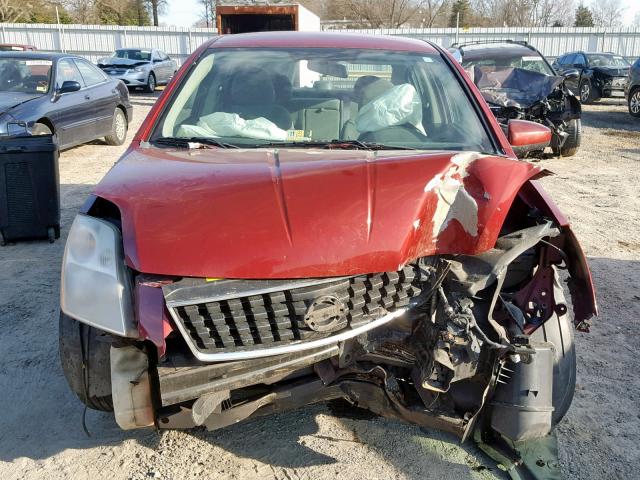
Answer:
xmin=59 ymin=32 xmax=596 ymax=471
xmin=0 ymin=44 xmax=37 ymax=51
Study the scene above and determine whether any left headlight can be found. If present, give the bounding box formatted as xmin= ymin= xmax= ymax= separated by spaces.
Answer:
xmin=61 ymin=214 xmax=136 ymax=337
xmin=133 ymin=66 xmax=145 ymax=73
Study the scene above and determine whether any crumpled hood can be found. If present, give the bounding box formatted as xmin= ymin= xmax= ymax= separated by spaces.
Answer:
xmin=98 ymin=58 xmax=149 ymax=68
xmin=592 ymin=66 xmax=630 ymax=77
xmin=472 ymin=66 xmax=564 ymax=109
xmin=0 ymin=92 xmax=41 ymax=114
xmin=93 ymin=147 xmax=543 ymax=278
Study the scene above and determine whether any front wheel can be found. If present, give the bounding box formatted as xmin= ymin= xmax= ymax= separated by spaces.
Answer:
xmin=145 ymin=73 xmax=156 ymax=93
xmin=59 ymin=312 xmax=113 ymax=411
xmin=579 ymin=79 xmax=599 ymax=104
xmin=104 ymin=108 xmax=128 ymax=146
xmin=629 ymin=88 xmax=640 ymax=117
xmin=529 ymin=288 xmax=576 ymax=425
xmin=559 ymin=118 xmax=582 ymax=157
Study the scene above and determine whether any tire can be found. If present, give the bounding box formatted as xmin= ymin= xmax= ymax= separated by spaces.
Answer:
xmin=31 ymin=122 xmax=52 ymax=136
xmin=579 ymin=79 xmax=599 ymax=104
xmin=629 ymin=88 xmax=640 ymax=117
xmin=560 ymin=118 xmax=582 ymax=157
xmin=59 ymin=312 xmax=113 ymax=411
xmin=145 ymin=73 xmax=156 ymax=93
xmin=104 ymin=108 xmax=128 ymax=146
xmin=529 ymin=289 xmax=576 ymax=426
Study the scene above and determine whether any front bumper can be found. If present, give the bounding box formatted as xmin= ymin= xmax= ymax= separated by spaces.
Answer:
xmin=598 ymin=77 xmax=628 ymax=97
xmin=104 ymin=70 xmax=148 ymax=86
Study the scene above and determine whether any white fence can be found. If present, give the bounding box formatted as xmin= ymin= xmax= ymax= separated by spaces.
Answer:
xmin=0 ymin=23 xmax=217 ymax=65
xmin=1 ymin=23 xmax=640 ymax=64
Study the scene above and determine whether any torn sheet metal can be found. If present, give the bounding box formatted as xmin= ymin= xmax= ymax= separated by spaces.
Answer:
xmin=424 ymin=151 xmax=486 ymax=239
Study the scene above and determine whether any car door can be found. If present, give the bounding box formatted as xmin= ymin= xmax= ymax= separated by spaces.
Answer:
xmin=74 ymin=58 xmax=118 ymax=139
xmin=561 ymin=54 xmax=580 ymax=92
xmin=51 ymin=58 xmax=94 ymax=147
xmin=150 ymin=50 xmax=165 ymax=84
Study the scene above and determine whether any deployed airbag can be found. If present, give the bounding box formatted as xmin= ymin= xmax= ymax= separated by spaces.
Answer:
xmin=178 ymin=112 xmax=288 ymax=141
xmin=473 ymin=66 xmax=564 ymax=108
xmin=356 ymin=83 xmax=425 ymax=135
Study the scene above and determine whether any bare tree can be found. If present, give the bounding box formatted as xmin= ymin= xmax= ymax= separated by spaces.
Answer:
xmin=0 ymin=0 xmax=30 ymax=22
xmin=342 ymin=0 xmax=427 ymax=28
xmin=590 ymin=0 xmax=623 ymax=28
xmin=421 ymin=0 xmax=449 ymax=27
xmin=473 ymin=0 xmax=574 ymax=27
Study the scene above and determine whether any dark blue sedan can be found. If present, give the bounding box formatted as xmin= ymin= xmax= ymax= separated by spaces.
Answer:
xmin=0 ymin=52 xmax=132 ymax=149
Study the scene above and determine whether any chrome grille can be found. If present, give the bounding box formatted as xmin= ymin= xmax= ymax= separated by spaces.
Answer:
xmin=171 ymin=265 xmax=427 ymax=354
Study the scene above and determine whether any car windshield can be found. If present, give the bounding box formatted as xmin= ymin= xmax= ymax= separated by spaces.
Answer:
xmin=587 ymin=54 xmax=630 ymax=68
xmin=0 ymin=58 xmax=52 ymax=94
xmin=153 ymin=47 xmax=494 ymax=152
xmin=462 ymin=53 xmax=555 ymax=76
xmin=112 ymin=49 xmax=151 ymax=61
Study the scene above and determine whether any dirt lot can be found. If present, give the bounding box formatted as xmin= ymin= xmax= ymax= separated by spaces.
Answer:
xmin=1 ymin=92 xmax=639 ymax=480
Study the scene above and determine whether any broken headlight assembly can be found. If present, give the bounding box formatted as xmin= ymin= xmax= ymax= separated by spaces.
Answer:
xmin=61 ymin=214 xmax=136 ymax=337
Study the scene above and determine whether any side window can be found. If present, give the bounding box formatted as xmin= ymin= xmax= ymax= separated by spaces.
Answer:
xmin=159 ymin=51 xmax=169 ymax=61
xmin=74 ymin=59 xmax=106 ymax=86
xmin=56 ymin=58 xmax=85 ymax=89
xmin=557 ymin=55 xmax=567 ymax=65
xmin=574 ymin=54 xmax=586 ymax=66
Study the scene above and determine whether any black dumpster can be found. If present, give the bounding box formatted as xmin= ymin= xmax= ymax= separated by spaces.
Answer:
xmin=0 ymin=134 xmax=60 ymax=244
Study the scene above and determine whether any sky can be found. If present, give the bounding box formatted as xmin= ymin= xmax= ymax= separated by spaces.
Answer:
xmin=161 ymin=0 xmax=640 ymax=29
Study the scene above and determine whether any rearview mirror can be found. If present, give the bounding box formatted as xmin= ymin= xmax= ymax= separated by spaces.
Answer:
xmin=307 ymin=59 xmax=348 ymax=78
xmin=58 ymin=80 xmax=81 ymax=94
xmin=507 ymin=120 xmax=552 ymax=157
xmin=562 ymin=68 xmax=580 ymax=80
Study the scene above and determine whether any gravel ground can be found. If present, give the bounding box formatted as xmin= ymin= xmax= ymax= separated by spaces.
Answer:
xmin=0 ymin=92 xmax=638 ymax=480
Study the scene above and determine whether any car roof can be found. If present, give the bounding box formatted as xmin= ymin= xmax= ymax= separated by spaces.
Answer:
xmin=562 ymin=51 xmax=619 ymax=56
xmin=456 ymin=42 xmax=540 ymax=60
xmin=0 ymin=51 xmax=77 ymax=60
xmin=209 ymin=31 xmax=438 ymax=53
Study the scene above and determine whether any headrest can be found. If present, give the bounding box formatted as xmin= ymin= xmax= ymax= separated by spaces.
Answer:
xmin=360 ymin=78 xmax=394 ymax=106
xmin=230 ymin=68 xmax=275 ymax=106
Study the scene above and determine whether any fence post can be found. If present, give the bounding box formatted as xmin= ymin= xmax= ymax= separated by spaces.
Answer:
xmin=1 ymin=24 xmax=5 ymax=44
xmin=188 ymin=28 xmax=193 ymax=54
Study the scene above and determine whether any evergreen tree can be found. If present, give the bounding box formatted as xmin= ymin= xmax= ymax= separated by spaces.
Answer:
xmin=449 ymin=0 xmax=471 ymax=28
xmin=574 ymin=4 xmax=594 ymax=27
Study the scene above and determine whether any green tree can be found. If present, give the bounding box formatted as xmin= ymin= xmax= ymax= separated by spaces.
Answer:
xmin=574 ymin=4 xmax=594 ymax=27
xmin=449 ymin=0 xmax=471 ymax=28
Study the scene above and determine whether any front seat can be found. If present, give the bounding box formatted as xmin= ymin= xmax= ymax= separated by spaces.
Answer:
xmin=226 ymin=68 xmax=292 ymax=130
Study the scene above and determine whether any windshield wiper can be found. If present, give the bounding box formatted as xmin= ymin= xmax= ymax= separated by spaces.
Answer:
xmin=261 ymin=139 xmax=417 ymax=150
xmin=152 ymin=137 xmax=239 ymax=149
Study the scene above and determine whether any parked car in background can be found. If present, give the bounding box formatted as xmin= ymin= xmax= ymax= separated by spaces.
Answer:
xmin=450 ymin=40 xmax=582 ymax=157
xmin=59 ymin=32 xmax=596 ymax=476
xmin=0 ymin=52 xmax=132 ymax=149
xmin=625 ymin=57 xmax=640 ymax=117
xmin=0 ymin=44 xmax=37 ymax=51
xmin=97 ymin=48 xmax=177 ymax=93
xmin=553 ymin=51 xmax=631 ymax=104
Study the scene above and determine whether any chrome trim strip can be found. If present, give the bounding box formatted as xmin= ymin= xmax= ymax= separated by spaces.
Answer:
xmin=164 ymin=276 xmax=350 ymax=308
xmin=168 ymin=306 xmax=408 ymax=362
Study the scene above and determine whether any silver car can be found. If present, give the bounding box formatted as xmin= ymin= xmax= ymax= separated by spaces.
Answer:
xmin=97 ymin=48 xmax=177 ymax=93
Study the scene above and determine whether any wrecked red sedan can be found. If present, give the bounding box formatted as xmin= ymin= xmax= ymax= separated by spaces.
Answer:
xmin=59 ymin=32 xmax=596 ymax=473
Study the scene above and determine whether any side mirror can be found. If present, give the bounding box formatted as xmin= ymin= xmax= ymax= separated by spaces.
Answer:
xmin=507 ymin=120 xmax=552 ymax=158
xmin=58 ymin=80 xmax=81 ymax=94
xmin=562 ymin=68 xmax=580 ymax=80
